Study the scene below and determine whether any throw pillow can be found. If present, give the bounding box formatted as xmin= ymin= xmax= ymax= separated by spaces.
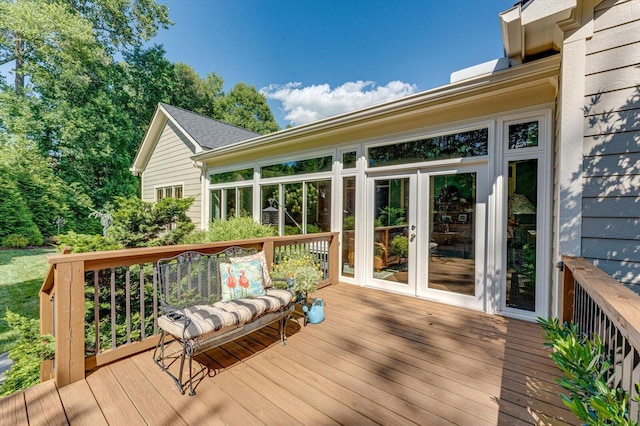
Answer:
xmin=220 ymin=259 xmax=266 ymax=302
xmin=230 ymin=251 xmax=272 ymax=288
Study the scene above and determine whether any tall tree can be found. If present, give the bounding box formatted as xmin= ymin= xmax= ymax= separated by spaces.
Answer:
xmin=219 ymin=82 xmax=280 ymax=134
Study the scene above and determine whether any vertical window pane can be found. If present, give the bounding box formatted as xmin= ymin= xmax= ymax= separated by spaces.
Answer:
xmin=165 ymin=187 xmax=172 ymax=198
xmin=156 ymin=188 xmax=163 ymax=201
xmin=174 ymin=186 xmax=183 ymax=199
xmin=210 ymin=189 xmax=222 ymax=221
xmin=507 ymin=159 xmax=538 ymax=311
xmin=342 ymin=151 xmax=357 ymax=169
xmin=284 ymin=183 xmax=303 ymax=235
xmin=306 ymin=180 xmax=331 ymax=233
xmin=225 ymin=188 xmax=236 ymax=218
xmin=342 ymin=177 xmax=356 ymax=278
xmin=238 ymin=187 xmax=252 ymax=217
xmin=508 ymin=121 xmax=539 ymax=149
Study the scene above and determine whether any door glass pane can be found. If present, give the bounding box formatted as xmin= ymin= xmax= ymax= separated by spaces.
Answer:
xmin=507 ymin=159 xmax=537 ymax=311
xmin=284 ymin=182 xmax=303 ymax=235
xmin=225 ymin=188 xmax=236 ymax=218
xmin=261 ymin=185 xmax=279 ymax=230
xmin=429 ymin=173 xmax=476 ymax=295
xmin=373 ymin=178 xmax=409 ymax=284
xmin=342 ymin=177 xmax=356 ymax=278
xmin=306 ymin=180 xmax=331 ymax=233
xmin=238 ymin=187 xmax=252 ymax=217
xmin=210 ymin=189 xmax=221 ymax=221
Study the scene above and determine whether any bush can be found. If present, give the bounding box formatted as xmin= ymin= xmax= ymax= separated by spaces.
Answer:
xmin=538 ymin=317 xmax=638 ymax=425
xmin=54 ymin=231 xmax=123 ymax=253
xmin=186 ymin=216 xmax=276 ymax=243
xmin=0 ymin=311 xmax=54 ymax=397
xmin=390 ymin=235 xmax=409 ymax=258
xmin=1 ymin=234 xmax=29 ymax=249
xmin=107 ymin=196 xmax=195 ymax=248
xmin=271 ymin=251 xmax=323 ymax=296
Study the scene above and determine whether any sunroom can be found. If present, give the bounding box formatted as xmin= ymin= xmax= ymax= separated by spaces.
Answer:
xmin=194 ymin=54 xmax=560 ymax=321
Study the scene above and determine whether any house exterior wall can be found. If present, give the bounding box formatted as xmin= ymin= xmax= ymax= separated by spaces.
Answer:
xmin=142 ymin=120 xmax=203 ymax=226
xmin=581 ymin=0 xmax=640 ymax=287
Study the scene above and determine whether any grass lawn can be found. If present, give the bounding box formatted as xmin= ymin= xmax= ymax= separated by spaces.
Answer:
xmin=0 ymin=247 xmax=56 ymax=354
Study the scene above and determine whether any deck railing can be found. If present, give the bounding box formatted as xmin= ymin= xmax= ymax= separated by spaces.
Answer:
xmin=561 ymin=256 xmax=640 ymax=420
xmin=39 ymin=232 xmax=339 ymax=388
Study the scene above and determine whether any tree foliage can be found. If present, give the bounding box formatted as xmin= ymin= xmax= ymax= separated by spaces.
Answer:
xmin=0 ymin=0 xmax=281 ymax=244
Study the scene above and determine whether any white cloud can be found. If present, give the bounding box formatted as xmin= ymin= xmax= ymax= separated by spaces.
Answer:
xmin=260 ymin=80 xmax=417 ymax=127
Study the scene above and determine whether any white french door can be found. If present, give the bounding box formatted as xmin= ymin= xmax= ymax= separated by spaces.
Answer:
xmin=416 ymin=166 xmax=487 ymax=310
xmin=366 ymin=174 xmax=417 ymax=295
xmin=366 ymin=166 xmax=487 ymax=310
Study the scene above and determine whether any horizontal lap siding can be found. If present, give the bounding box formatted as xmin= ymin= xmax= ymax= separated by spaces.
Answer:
xmin=142 ymin=121 xmax=202 ymax=226
xmin=582 ymin=0 xmax=640 ymax=287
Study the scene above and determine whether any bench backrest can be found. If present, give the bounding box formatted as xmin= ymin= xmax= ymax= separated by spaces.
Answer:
xmin=157 ymin=246 xmax=257 ymax=312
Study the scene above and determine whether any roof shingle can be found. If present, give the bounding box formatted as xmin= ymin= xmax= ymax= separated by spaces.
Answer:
xmin=160 ymin=103 xmax=260 ymax=150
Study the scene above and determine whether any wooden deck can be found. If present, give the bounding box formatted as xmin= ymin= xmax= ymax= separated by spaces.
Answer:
xmin=2 ymin=283 xmax=577 ymax=425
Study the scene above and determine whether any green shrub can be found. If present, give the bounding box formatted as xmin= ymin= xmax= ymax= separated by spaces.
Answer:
xmin=271 ymin=251 xmax=323 ymax=296
xmin=107 ymin=196 xmax=195 ymax=248
xmin=390 ymin=235 xmax=409 ymax=258
xmin=538 ymin=317 xmax=638 ymax=425
xmin=188 ymin=216 xmax=277 ymax=243
xmin=1 ymin=234 xmax=29 ymax=249
xmin=0 ymin=311 xmax=54 ymax=397
xmin=54 ymin=231 xmax=123 ymax=253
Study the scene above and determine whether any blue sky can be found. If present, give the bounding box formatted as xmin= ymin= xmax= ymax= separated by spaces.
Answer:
xmin=153 ymin=0 xmax=517 ymax=128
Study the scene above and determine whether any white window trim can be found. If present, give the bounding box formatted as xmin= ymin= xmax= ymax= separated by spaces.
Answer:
xmin=154 ymin=182 xmax=185 ymax=201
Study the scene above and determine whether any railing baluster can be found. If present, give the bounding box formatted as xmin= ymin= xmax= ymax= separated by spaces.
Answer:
xmin=94 ymin=271 xmax=100 ymax=355
xmin=126 ymin=267 xmax=131 ymax=345
xmin=153 ymin=264 xmax=158 ymax=335
xmin=110 ymin=268 xmax=116 ymax=350
xmin=139 ymin=264 xmax=145 ymax=340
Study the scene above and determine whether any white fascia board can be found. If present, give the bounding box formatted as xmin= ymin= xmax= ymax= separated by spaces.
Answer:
xmin=157 ymin=104 xmax=204 ymax=154
xmin=130 ymin=106 xmax=166 ymax=174
xmin=500 ymin=5 xmax=523 ymax=60
xmin=130 ymin=104 xmax=207 ymax=174
xmin=521 ymin=0 xmax=576 ymax=26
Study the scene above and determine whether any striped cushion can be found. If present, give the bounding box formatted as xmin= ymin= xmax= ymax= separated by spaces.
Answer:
xmin=216 ymin=299 xmax=268 ymax=323
xmin=158 ymin=305 xmax=243 ymax=340
xmin=257 ymin=288 xmax=295 ymax=313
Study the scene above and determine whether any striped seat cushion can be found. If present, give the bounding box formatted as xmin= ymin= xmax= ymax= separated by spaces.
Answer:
xmin=158 ymin=304 xmax=243 ymax=340
xmin=256 ymin=288 xmax=296 ymax=313
xmin=215 ymin=299 xmax=268 ymax=323
xmin=158 ymin=289 xmax=295 ymax=340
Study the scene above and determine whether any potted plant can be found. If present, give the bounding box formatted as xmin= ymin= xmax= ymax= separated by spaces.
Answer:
xmin=271 ymin=251 xmax=323 ymax=300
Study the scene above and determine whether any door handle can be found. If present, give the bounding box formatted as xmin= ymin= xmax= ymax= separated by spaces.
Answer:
xmin=410 ymin=233 xmax=416 ymax=242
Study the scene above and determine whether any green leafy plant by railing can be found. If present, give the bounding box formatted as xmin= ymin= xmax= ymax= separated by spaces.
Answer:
xmin=538 ymin=317 xmax=639 ymax=425
xmin=271 ymin=251 xmax=323 ymax=297
xmin=0 ymin=311 xmax=54 ymax=396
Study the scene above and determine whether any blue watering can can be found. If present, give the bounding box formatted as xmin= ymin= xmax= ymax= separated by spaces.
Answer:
xmin=302 ymin=299 xmax=325 ymax=324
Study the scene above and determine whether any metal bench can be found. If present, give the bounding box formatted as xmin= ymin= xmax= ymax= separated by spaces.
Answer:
xmin=153 ymin=247 xmax=295 ymax=395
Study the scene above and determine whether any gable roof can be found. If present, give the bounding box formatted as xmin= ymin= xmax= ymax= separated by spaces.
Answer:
xmin=130 ymin=103 xmax=260 ymax=174
xmin=159 ymin=103 xmax=260 ymax=150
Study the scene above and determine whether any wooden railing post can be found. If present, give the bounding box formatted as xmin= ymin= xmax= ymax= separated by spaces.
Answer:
xmin=263 ymin=239 xmax=275 ymax=270
xmin=561 ymin=257 xmax=575 ymax=323
xmin=329 ymin=233 xmax=339 ymax=285
xmin=39 ymin=289 xmax=53 ymax=382
xmin=54 ymin=259 xmax=86 ymax=386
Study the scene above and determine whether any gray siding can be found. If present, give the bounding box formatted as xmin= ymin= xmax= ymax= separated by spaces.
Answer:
xmin=142 ymin=120 xmax=203 ymax=226
xmin=582 ymin=0 xmax=640 ymax=286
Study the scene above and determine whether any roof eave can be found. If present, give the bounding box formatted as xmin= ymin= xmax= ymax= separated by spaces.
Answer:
xmin=192 ymin=55 xmax=560 ymax=162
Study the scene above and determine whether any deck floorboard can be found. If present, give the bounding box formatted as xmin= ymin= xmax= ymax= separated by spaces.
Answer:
xmin=0 ymin=283 xmax=578 ymax=425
